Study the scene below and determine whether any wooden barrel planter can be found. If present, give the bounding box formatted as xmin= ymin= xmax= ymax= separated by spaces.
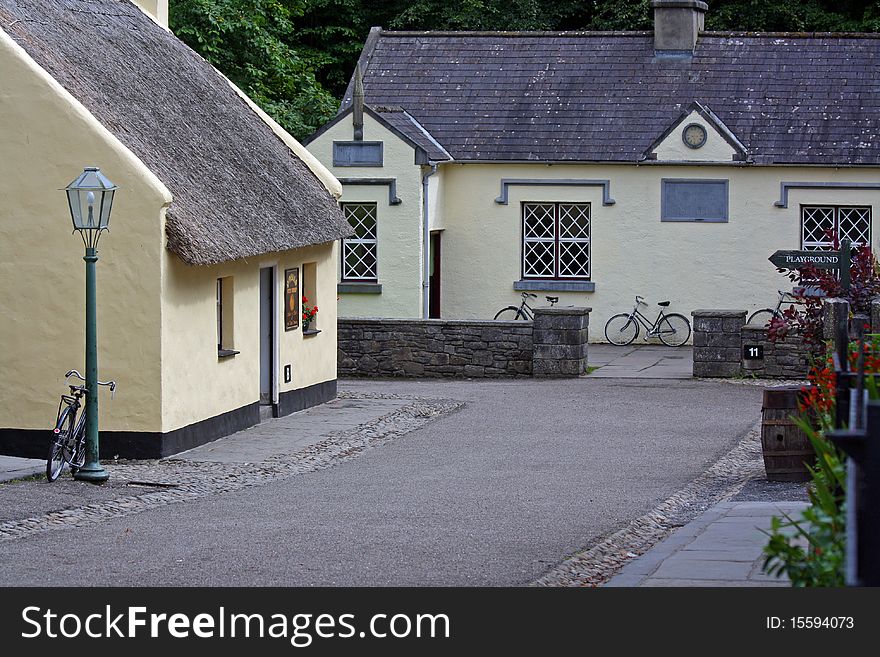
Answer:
xmin=761 ymin=386 xmax=815 ymax=482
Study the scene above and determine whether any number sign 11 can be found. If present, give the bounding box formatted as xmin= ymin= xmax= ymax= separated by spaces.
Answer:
xmin=743 ymin=345 xmax=763 ymax=360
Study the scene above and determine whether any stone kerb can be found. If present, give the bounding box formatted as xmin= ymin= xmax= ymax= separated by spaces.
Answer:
xmin=692 ymin=310 xmax=746 ymax=377
xmin=532 ymin=307 xmax=591 ymax=377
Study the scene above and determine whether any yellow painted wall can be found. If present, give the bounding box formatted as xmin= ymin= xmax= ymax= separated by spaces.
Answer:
xmin=438 ymin=163 xmax=880 ymax=339
xmin=306 ymin=113 xmax=424 ymax=318
xmin=159 ymin=242 xmax=338 ymax=433
xmin=652 ymin=110 xmax=738 ymax=162
xmin=130 ymin=1 xmax=169 ymax=29
xmin=0 ymin=28 xmax=170 ymax=433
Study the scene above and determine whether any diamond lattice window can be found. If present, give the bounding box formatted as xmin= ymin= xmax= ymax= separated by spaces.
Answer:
xmin=522 ymin=203 xmax=590 ymax=279
xmin=802 ymin=206 xmax=871 ymax=251
xmin=341 ymin=203 xmax=378 ymax=281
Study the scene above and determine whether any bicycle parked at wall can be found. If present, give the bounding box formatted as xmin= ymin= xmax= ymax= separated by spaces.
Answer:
xmin=747 ymin=289 xmax=805 ymax=327
xmin=604 ymin=296 xmax=691 ymax=347
xmin=494 ymin=292 xmax=558 ymax=320
xmin=47 ymin=369 xmax=116 ymax=482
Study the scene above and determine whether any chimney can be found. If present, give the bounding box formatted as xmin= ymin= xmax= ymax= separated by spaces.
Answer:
xmin=131 ymin=1 xmax=169 ymax=29
xmin=651 ymin=0 xmax=707 ymax=53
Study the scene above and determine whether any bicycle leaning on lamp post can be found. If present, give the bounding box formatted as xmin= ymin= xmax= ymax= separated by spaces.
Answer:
xmin=63 ymin=167 xmax=118 ymax=483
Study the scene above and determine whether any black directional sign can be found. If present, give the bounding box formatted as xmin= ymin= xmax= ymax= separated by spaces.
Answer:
xmin=768 ymin=250 xmax=841 ymax=269
xmin=768 ymin=238 xmax=852 ymax=291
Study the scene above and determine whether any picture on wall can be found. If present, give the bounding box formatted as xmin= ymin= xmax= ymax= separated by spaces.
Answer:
xmin=284 ymin=267 xmax=299 ymax=331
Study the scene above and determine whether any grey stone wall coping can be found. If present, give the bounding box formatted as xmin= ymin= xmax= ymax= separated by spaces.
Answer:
xmin=533 ymin=307 xmax=592 ymax=315
xmin=339 ymin=317 xmax=530 ymax=327
xmin=692 ymin=309 xmax=747 ymax=318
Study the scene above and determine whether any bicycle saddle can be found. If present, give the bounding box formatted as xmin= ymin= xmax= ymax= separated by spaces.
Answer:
xmin=546 ymin=296 xmax=559 ymax=304
xmin=657 ymin=301 xmax=671 ymax=307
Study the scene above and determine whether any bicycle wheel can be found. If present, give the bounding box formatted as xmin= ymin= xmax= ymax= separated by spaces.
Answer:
xmin=47 ymin=407 xmax=74 ymax=482
xmin=605 ymin=313 xmax=639 ymax=346
xmin=747 ymin=309 xmax=777 ymax=327
xmin=68 ymin=420 xmax=86 ymax=469
xmin=494 ymin=306 xmax=522 ymax=320
xmin=657 ymin=313 xmax=691 ymax=347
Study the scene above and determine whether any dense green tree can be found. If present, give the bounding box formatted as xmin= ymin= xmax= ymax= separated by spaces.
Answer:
xmin=170 ymin=0 xmax=338 ymax=138
xmin=170 ymin=0 xmax=880 ymax=140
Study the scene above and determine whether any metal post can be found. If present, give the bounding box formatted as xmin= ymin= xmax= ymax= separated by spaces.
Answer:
xmin=840 ymin=237 xmax=851 ymax=292
xmin=74 ymin=246 xmax=109 ymax=483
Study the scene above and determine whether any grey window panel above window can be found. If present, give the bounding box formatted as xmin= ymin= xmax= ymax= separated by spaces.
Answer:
xmin=661 ymin=179 xmax=729 ymax=222
xmin=333 ymin=141 xmax=384 ymax=167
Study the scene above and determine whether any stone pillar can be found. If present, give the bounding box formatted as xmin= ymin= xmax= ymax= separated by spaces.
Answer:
xmin=870 ymin=297 xmax=880 ymax=334
xmin=532 ymin=307 xmax=590 ymax=377
xmin=823 ymin=298 xmax=850 ymax=341
xmin=692 ymin=310 xmax=746 ymax=377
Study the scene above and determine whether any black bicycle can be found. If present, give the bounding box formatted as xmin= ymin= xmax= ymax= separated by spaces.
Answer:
xmin=47 ymin=370 xmax=116 ymax=482
xmin=748 ymin=289 xmax=805 ymax=327
xmin=494 ymin=292 xmax=558 ymax=320
xmin=604 ymin=296 xmax=691 ymax=347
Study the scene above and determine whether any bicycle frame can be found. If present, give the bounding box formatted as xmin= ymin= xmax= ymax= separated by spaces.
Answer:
xmin=623 ymin=304 xmax=670 ymax=337
xmin=517 ymin=301 xmax=535 ymax=320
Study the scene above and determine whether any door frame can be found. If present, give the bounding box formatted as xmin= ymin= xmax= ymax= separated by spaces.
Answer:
xmin=429 ymin=230 xmax=442 ymax=319
xmin=259 ymin=262 xmax=280 ymax=410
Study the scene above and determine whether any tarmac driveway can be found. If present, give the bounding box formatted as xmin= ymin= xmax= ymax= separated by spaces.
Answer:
xmin=0 ymin=378 xmax=762 ymax=586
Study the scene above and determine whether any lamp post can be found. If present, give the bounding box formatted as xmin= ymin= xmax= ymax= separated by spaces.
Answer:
xmin=64 ymin=167 xmax=117 ymax=484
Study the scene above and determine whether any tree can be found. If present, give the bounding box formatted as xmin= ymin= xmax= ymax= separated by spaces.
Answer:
xmin=170 ymin=0 xmax=338 ymax=139
xmin=170 ymin=0 xmax=880 ymax=140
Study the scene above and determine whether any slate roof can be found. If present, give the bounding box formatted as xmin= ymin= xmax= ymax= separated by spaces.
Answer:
xmin=372 ymin=107 xmax=452 ymax=161
xmin=346 ymin=30 xmax=880 ymax=165
xmin=0 ymin=0 xmax=350 ymax=266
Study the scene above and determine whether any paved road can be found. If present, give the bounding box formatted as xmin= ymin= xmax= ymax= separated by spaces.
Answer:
xmin=0 ymin=378 xmax=762 ymax=586
xmin=588 ymin=345 xmax=693 ymax=378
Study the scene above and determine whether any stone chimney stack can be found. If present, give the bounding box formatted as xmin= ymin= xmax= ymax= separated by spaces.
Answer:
xmin=651 ymin=0 xmax=707 ymax=53
xmin=131 ymin=1 xmax=169 ymax=29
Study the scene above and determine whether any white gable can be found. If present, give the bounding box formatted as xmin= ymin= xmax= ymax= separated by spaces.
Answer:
xmin=650 ymin=109 xmax=742 ymax=163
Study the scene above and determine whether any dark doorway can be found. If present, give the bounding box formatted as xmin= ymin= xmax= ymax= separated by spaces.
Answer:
xmin=429 ymin=231 xmax=441 ymax=318
xmin=259 ymin=267 xmax=274 ymax=406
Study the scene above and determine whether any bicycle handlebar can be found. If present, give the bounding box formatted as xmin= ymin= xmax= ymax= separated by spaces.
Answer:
xmin=65 ymin=370 xmax=117 ymax=398
xmin=635 ymin=295 xmax=646 ymax=305
xmin=521 ymin=292 xmax=537 ymax=299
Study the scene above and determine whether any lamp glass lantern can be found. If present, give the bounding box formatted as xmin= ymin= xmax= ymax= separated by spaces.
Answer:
xmin=65 ymin=167 xmax=117 ymax=249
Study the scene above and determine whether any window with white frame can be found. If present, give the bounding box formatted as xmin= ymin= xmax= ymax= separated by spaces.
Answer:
xmin=341 ymin=203 xmax=378 ymax=282
xmin=801 ymin=206 xmax=871 ymax=250
xmin=522 ymin=203 xmax=591 ymax=279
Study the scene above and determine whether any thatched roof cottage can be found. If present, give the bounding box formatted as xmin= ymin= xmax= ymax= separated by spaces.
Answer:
xmin=0 ymin=0 xmax=350 ymax=457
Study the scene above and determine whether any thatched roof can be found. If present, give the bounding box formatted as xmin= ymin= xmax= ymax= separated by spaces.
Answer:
xmin=0 ymin=0 xmax=350 ymax=265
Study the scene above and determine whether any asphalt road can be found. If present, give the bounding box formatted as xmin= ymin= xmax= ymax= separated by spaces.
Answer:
xmin=0 ymin=378 xmax=762 ymax=586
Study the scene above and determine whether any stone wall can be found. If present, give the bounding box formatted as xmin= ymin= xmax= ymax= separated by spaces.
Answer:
xmin=741 ymin=326 xmax=811 ymax=378
xmin=337 ymin=318 xmax=534 ymax=378
xmin=692 ymin=310 xmax=746 ymax=377
xmin=532 ymin=307 xmax=591 ymax=377
xmin=692 ymin=309 xmax=812 ymax=378
xmin=337 ymin=308 xmax=591 ymax=379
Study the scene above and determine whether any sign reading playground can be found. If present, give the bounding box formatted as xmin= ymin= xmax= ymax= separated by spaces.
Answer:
xmin=768 ymin=250 xmax=841 ymax=269
xmin=767 ymin=238 xmax=852 ymax=291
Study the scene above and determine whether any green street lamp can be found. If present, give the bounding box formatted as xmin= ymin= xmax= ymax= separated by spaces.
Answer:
xmin=64 ymin=167 xmax=117 ymax=484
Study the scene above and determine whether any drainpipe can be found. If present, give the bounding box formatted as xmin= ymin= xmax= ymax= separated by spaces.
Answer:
xmin=422 ymin=164 xmax=438 ymax=319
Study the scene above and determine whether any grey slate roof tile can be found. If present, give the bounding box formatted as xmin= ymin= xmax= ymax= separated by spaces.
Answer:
xmin=349 ymin=31 xmax=880 ymax=164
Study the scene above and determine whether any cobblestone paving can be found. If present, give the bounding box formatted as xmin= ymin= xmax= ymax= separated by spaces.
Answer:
xmin=532 ymin=424 xmax=765 ymax=587
xmin=0 ymin=394 xmax=462 ymax=543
